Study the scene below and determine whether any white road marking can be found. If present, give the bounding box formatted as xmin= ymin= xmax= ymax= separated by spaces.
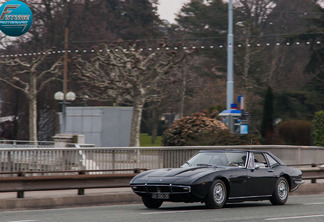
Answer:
xmin=8 ymin=220 xmax=39 ymax=222
xmin=141 ymin=210 xmax=203 ymax=215
xmin=265 ymin=214 xmax=324 ymax=221
xmin=303 ymin=202 xmax=324 ymax=205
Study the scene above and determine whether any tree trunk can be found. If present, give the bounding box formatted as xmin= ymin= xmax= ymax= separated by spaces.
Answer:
xmin=127 ymin=95 xmax=145 ymax=163
xmin=242 ymin=37 xmax=251 ymax=108
xmin=29 ymin=74 xmax=37 ymax=144
xmin=179 ymin=71 xmax=186 ymax=119
xmin=129 ymin=96 xmax=145 ymax=147
xmin=29 ymin=95 xmax=37 ymax=143
xmin=151 ymin=109 xmax=158 ymax=145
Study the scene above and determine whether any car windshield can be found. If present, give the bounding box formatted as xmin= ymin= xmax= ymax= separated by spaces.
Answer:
xmin=183 ymin=151 xmax=247 ymax=168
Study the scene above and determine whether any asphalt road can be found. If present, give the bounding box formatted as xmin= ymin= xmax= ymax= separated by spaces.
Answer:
xmin=1 ymin=195 xmax=324 ymax=222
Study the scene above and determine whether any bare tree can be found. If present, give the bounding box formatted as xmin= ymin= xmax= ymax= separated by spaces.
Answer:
xmin=233 ymin=0 xmax=277 ymax=106
xmin=74 ymin=42 xmax=194 ymax=146
xmin=0 ymin=51 xmax=63 ymax=142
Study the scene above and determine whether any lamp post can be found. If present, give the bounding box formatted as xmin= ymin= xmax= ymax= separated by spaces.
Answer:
xmin=54 ymin=91 xmax=76 ymax=133
xmin=54 ymin=25 xmax=73 ymax=134
xmin=227 ymin=0 xmax=234 ymax=110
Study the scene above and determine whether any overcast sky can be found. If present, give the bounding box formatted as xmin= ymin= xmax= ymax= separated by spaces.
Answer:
xmin=157 ymin=0 xmax=190 ymax=23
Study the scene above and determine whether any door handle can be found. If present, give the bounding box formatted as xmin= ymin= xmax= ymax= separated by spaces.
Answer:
xmin=268 ymin=169 xmax=274 ymax=172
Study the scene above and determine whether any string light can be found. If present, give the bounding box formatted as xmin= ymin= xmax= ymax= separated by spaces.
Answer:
xmin=0 ymin=41 xmax=321 ymax=58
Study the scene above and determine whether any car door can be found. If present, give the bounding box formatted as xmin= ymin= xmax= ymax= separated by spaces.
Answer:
xmin=226 ymin=152 xmax=249 ymax=198
xmin=246 ymin=152 xmax=277 ymax=197
xmin=227 ymin=167 xmax=248 ymax=197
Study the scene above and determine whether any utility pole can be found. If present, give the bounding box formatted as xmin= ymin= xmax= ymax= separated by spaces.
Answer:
xmin=227 ymin=0 xmax=234 ymax=110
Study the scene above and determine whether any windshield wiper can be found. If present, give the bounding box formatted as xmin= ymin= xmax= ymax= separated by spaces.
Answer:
xmin=185 ymin=161 xmax=192 ymax=167
xmin=196 ymin=163 xmax=217 ymax=168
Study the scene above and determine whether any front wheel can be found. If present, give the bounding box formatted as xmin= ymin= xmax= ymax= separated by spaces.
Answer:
xmin=270 ymin=177 xmax=289 ymax=205
xmin=205 ymin=179 xmax=227 ymax=209
xmin=142 ymin=196 xmax=163 ymax=209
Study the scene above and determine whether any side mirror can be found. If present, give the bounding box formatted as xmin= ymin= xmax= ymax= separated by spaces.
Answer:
xmin=254 ymin=164 xmax=260 ymax=170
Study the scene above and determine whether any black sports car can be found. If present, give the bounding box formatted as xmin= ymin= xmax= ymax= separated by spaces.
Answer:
xmin=130 ymin=150 xmax=304 ymax=209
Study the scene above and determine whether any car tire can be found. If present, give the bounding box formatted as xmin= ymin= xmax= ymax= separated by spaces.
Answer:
xmin=205 ymin=179 xmax=227 ymax=209
xmin=142 ymin=196 xmax=163 ymax=209
xmin=270 ymin=177 xmax=289 ymax=205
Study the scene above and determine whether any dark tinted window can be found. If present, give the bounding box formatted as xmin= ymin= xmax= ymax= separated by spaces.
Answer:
xmin=253 ymin=153 xmax=268 ymax=168
xmin=184 ymin=152 xmax=247 ymax=167
xmin=265 ymin=153 xmax=280 ymax=168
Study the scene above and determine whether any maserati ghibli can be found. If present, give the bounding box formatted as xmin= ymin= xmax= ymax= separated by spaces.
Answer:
xmin=130 ymin=150 xmax=304 ymax=209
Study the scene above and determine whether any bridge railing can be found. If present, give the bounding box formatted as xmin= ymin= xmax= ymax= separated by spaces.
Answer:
xmin=1 ymin=145 xmax=324 ymax=176
xmin=0 ymin=140 xmax=55 ymax=148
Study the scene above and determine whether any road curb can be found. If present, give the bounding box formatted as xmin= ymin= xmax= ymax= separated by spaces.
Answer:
xmin=0 ymin=183 xmax=322 ymax=211
xmin=0 ymin=191 xmax=141 ymax=211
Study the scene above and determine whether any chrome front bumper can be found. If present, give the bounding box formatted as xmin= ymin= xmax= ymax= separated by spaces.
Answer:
xmin=290 ymin=180 xmax=305 ymax=192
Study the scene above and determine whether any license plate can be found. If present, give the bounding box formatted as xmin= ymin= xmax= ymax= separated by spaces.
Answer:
xmin=152 ymin=193 xmax=169 ymax=199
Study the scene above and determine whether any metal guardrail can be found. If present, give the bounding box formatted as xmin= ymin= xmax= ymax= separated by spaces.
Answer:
xmin=300 ymin=167 xmax=324 ymax=183
xmin=0 ymin=166 xmax=323 ymax=199
xmin=287 ymin=163 xmax=324 ymax=183
xmin=0 ymin=169 xmax=146 ymax=198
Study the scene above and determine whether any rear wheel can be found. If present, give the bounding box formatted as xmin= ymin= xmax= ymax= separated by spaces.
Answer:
xmin=205 ymin=179 xmax=227 ymax=209
xmin=142 ymin=196 xmax=163 ymax=209
xmin=270 ymin=177 xmax=289 ymax=205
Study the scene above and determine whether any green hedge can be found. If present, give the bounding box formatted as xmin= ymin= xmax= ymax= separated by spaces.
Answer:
xmin=278 ymin=120 xmax=312 ymax=145
xmin=312 ymin=111 xmax=324 ymax=146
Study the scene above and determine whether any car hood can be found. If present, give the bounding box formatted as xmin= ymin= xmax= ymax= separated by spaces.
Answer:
xmin=131 ymin=166 xmax=226 ymax=184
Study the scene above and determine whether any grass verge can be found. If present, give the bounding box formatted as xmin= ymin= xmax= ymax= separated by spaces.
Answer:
xmin=140 ymin=133 xmax=162 ymax=147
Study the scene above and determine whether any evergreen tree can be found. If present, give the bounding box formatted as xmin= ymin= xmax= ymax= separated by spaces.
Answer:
xmin=175 ymin=0 xmax=228 ymax=73
xmin=261 ymin=86 xmax=274 ymax=144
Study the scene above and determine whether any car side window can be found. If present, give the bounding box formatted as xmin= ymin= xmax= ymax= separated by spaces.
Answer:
xmin=265 ymin=153 xmax=280 ymax=168
xmin=226 ymin=152 xmax=247 ymax=167
xmin=253 ymin=153 xmax=268 ymax=168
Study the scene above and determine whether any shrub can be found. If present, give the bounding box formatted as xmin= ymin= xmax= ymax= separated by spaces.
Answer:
xmin=224 ymin=134 xmax=260 ymax=145
xmin=312 ymin=111 xmax=324 ymax=146
xmin=162 ymin=112 xmax=260 ymax=146
xmin=278 ymin=120 xmax=312 ymax=145
xmin=162 ymin=112 xmax=229 ymax=146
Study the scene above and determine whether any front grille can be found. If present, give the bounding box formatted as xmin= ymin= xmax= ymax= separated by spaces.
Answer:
xmin=147 ymin=185 xmax=171 ymax=193
xmin=134 ymin=186 xmax=146 ymax=192
xmin=132 ymin=184 xmax=191 ymax=194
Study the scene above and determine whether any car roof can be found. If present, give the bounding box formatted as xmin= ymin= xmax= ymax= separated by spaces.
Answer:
xmin=199 ymin=149 xmax=252 ymax=153
xmin=199 ymin=149 xmax=270 ymax=153
xmin=198 ymin=149 xmax=284 ymax=164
